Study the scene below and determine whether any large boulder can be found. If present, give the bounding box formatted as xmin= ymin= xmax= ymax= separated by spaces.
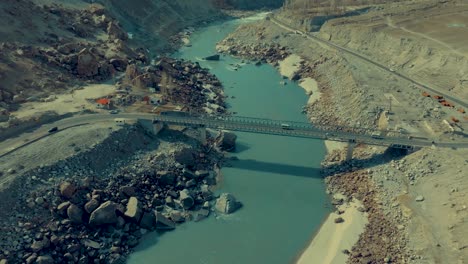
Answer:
xmin=119 ymin=185 xmax=136 ymax=197
xmin=174 ymin=148 xmax=197 ymax=167
xmin=139 ymin=211 xmax=155 ymax=230
xmin=216 ymin=131 xmax=237 ymax=152
xmin=67 ymin=204 xmax=84 ymax=224
xmin=59 ymin=182 xmax=77 ymax=199
xmin=84 ymin=199 xmax=100 ymax=214
xmin=31 ymin=238 xmax=50 ymax=253
xmin=215 ymin=193 xmax=241 ymax=214
xmin=76 ymin=48 xmax=99 ymax=77
xmin=89 ymin=201 xmax=120 ymax=226
xmin=178 ymin=190 xmax=194 ymax=210
xmin=155 ymin=212 xmax=175 ymax=230
xmin=124 ymin=64 xmax=140 ymax=83
xmin=204 ymin=54 xmax=220 ymax=61
xmin=107 ymin=21 xmax=128 ymax=41
xmin=156 ymin=171 xmax=176 ymax=186
xmin=124 ymin=197 xmax=142 ymax=223
xmin=57 ymin=201 xmax=71 ymax=216
xmin=35 ymin=255 xmax=54 ymax=264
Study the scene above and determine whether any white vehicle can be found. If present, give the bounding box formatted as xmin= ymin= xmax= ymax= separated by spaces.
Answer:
xmin=114 ymin=118 xmax=126 ymax=126
xmin=281 ymin=123 xmax=292 ymax=130
xmin=371 ymin=131 xmax=383 ymax=139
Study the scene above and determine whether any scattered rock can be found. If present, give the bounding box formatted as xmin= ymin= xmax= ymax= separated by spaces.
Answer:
xmin=215 ymin=193 xmax=241 ymax=214
xmin=84 ymin=199 xmax=100 ymax=214
xmin=82 ymin=239 xmax=101 ymax=250
xmin=178 ymin=189 xmax=194 ymax=209
xmin=124 ymin=197 xmax=142 ymax=222
xmin=139 ymin=211 xmax=156 ymax=230
xmin=89 ymin=201 xmax=120 ymax=226
xmin=170 ymin=210 xmax=185 ymax=223
xmin=31 ymin=238 xmax=50 ymax=253
xmin=59 ymin=182 xmax=76 ymax=199
xmin=334 ymin=217 xmax=345 ymax=224
xmin=35 ymin=255 xmax=54 ymax=264
xmin=204 ymin=54 xmax=220 ymax=61
xmin=216 ymin=131 xmax=237 ymax=152
xmin=155 ymin=212 xmax=175 ymax=230
xmin=67 ymin=204 xmax=84 ymax=224
xmin=194 ymin=209 xmax=210 ymax=222
xmin=107 ymin=21 xmax=128 ymax=41
xmin=157 ymin=171 xmax=176 ymax=186
xmin=119 ymin=186 xmax=136 ymax=197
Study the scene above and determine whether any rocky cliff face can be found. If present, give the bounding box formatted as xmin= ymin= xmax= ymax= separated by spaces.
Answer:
xmin=99 ymin=0 xmax=221 ymax=51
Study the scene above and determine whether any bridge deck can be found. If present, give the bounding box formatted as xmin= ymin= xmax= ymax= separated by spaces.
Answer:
xmin=153 ymin=115 xmax=435 ymax=149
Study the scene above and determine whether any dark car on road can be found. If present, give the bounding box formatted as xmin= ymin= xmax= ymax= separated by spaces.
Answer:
xmin=48 ymin=127 xmax=58 ymax=133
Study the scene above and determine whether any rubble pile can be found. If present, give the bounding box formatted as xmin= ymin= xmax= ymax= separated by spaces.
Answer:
xmin=156 ymin=58 xmax=227 ymax=114
xmin=0 ymin=125 xmax=240 ymax=263
xmin=322 ymin=147 xmax=411 ymax=263
xmin=217 ymin=39 xmax=290 ymax=64
xmin=0 ymin=3 xmax=145 ymax=109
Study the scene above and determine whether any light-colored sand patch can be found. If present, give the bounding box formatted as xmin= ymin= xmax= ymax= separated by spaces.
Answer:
xmin=299 ymin=77 xmax=321 ymax=104
xmin=279 ymin=54 xmax=302 ymax=79
xmin=296 ymin=199 xmax=368 ymax=264
xmin=13 ymin=84 xmax=115 ymax=119
xmin=324 ymin=140 xmax=348 ymax=154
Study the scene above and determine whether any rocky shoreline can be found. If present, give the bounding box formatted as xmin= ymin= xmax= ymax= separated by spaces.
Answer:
xmin=322 ymin=146 xmax=410 ymax=263
xmin=0 ymin=123 xmax=242 ymax=264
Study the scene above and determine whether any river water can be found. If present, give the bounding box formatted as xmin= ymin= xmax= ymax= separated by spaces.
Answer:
xmin=128 ymin=15 xmax=330 ymax=264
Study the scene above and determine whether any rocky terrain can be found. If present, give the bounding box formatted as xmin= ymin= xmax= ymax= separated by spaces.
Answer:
xmin=213 ymin=1 xmax=468 ymax=263
xmin=0 ymin=121 xmax=242 ymax=263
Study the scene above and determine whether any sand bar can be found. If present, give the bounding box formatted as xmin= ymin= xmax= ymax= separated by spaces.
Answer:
xmin=296 ymin=199 xmax=368 ymax=264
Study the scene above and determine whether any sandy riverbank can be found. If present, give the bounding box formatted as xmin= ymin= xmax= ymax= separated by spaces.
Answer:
xmin=278 ymin=54 xmax=322 ymax=105
xmin=296 ymin=198 xmax=368 ymax=264
xmin=295 ymin=139 xmax=367 ymax=264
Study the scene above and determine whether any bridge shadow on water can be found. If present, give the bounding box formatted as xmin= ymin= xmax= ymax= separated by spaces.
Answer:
xmin=228 ymin=158 xmax=322 ymax=179
xmin=228 ymin=148 xmax=410 ymax=179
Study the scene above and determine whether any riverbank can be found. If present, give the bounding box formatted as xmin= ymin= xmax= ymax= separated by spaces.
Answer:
xmin=297 ymin=198 xmax=368 ymax=264
xmin=296 ymin=140 xmax=368 ymax=264
xmin=275 ymin=51 xmax=370 ymax=264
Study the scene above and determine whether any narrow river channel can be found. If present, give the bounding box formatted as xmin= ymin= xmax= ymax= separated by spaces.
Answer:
xmin=128 ymin=14 xmax=330 ymax=264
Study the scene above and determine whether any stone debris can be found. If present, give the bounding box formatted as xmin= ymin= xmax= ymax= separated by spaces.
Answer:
xmin=415 ymin=195 xmax=425 ymax=202
xmin=215 ymin=193 xmax=242 ymax=214
xmin=0 ymin=123 xmax=236 ymax=263
xmin=89 ymin=201 xmax=121 ymax=226
xmin=215 ymin=131 xmax=237 ymax=152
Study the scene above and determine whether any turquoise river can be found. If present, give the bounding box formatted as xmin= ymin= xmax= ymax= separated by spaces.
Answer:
xmin=128 ymin=15 xmax=330 ymax=264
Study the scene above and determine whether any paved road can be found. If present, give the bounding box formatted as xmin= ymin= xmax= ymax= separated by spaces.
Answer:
xmin=153 ymin=114 xmax=468 ymax=149
xmin=269 ymin=17 xmax=468 ymax=109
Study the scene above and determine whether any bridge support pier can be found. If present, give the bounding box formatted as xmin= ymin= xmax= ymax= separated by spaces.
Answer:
xmin=197 ymin=126 xmax=207 ymax=145
xmin=346 ymin=141 xmax=356 ymax=161
xmin=152 ymin=121 xmax=165 ymax=135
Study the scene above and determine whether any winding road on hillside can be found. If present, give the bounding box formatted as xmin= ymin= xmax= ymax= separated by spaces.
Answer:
xmin=269 ymin=16 xmax=468 ymax=109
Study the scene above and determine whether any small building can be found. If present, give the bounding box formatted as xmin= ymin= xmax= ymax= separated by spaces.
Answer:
xmin=96 ymin=98 xmax=111 ymax=109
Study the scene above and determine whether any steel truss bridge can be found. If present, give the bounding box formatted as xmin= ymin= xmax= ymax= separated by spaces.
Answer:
xmin=153 ymin=114 xmax=446 ymax=149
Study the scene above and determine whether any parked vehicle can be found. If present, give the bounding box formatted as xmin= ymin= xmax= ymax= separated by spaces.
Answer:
xmin=371 ymin=131 xmax=384 ymax=139
xmin=281 ymin=123 xmax=292 ymax=130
